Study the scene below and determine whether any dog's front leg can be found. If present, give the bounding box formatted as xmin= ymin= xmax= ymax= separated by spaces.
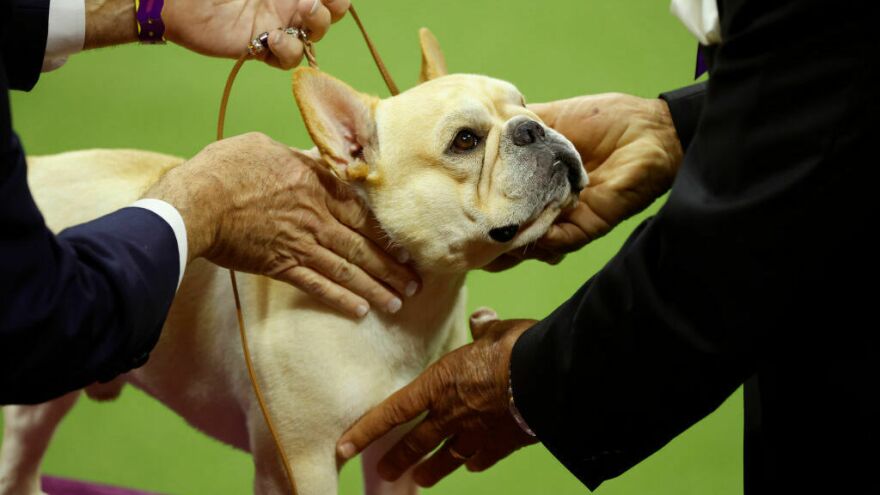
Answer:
xmin=247 ymin=410 xmax=339 ymax=495
xmin=0 ymin=391 xmax=80 ymax=495
xmin=361 ymin=424 xmax=419 ymax=495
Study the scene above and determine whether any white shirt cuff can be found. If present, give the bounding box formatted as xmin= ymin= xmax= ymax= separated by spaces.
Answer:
xmin=42 ymin=0 xmax=86 ymax=72
xmin=130 ymin=199 xmax=188 ymax=291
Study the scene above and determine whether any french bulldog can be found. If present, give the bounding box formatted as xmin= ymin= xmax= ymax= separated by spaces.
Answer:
xmin=0 ymin=29 xmax=587 ymax=495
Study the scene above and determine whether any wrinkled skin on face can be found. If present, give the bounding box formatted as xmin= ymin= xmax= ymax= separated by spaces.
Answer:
xmin=371 ymin=75 xmax=586 ymax=272
xmin=294 ymin=29 xmax=587 ymax=274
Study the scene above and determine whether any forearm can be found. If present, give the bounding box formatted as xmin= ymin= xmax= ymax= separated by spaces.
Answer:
xmin=0 ymin=143 xmax=179 ymax=404
xmin=84 ymin=0 xmax=137 ymax=49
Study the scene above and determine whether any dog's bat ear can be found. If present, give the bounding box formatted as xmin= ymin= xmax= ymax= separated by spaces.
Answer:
xmin=418 ymin=28 xmax=448 ymax=83
xmin=292 ymin=67 xmax=380 ymax=182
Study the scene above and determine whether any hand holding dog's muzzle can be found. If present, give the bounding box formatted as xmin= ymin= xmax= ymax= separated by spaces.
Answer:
xmin=337 ymin=310 xmax=539 ymax=487
xmin=484 ymin=93 xmax=684 ymax=272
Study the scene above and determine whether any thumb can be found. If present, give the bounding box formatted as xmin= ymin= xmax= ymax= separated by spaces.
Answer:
xmin=527 ymin=102 xmax=558 ymax=128
xmin=469 ymin=307 xmax=499 ymax=340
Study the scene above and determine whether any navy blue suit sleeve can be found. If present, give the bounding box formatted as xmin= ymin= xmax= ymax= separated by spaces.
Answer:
xmin=0 ymin=0 xmax=179 ymax=405
xmin=1 ymin=0 xmax=49 ymax=91
xmin=0 ymin=135 xmax=180 ymax=405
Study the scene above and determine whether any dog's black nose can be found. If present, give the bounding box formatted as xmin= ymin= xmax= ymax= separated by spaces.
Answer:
xmin=489 ymin=224 xmax=519 ymax=243
xmin=512 ymin=120 xmax=545 ymax=146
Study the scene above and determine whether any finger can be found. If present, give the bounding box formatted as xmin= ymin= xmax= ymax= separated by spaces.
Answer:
xmin=377 ymin=417 xmax=449 ymax=481
xmin=298 ymin=0 xmax=332 ymax=42
xmin=412 ymin=435 xmax=482 ymax=487
xmin=526 ymin=102 xmax=558 ymax=128
xmin=342 ymin=208 xmax=414 ymax=269
xmin=274 ymin=265 xmax=369 ymax=318
xmin=482 ymin=253 xmax=524 ymax=272
xmin=538 ymin=222 xmax=590 ymax=252
xmin=306 ymin=243 xmax=403 ymax=314
xmin=316 ymin=223 xmax=420 ymax=300
xmin=322 ymin=0 xmax=351 ymax=22
xmin=469 ymin=308 xmax=498 ymax=340
xmin=338 ymin=374 xmax=435 ymax=460
xmin=465 ymin=446 xmax=508 ymax=473
xmin=525 ymin=245 xmax=566 ymax=265
xmin=323 ymin=191 xmax=407 ymax=258
xmin=537 ymin=199 xmax=604 ymax=252
xmin=266 ymin=29 xmax=305 ymax=70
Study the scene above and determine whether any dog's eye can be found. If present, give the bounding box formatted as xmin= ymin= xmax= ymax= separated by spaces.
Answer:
xmin=452 ymin=129 xmax=480 ymax=152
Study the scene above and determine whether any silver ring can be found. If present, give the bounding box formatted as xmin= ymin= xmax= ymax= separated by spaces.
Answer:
xmin=284 ymin=27 xmax=309 ymax=42
xmin=247 ymin=31 xmax=271 ymax=56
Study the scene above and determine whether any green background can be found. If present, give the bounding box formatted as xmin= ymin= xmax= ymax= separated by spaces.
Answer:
xmin=4 ymin=1 xmax=742 ymax=493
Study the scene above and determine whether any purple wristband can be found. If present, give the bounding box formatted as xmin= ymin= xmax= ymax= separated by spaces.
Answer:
xmin=135 ymin=0 xmax=166 ymax=44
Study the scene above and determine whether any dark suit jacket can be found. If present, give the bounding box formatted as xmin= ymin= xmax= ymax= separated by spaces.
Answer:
xmin=511 ymin=0 xmax=879 ymax=493
xmin=1 ymin=0 xmax=179 ymax=404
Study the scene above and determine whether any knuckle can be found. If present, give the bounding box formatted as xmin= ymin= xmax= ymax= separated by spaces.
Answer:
xmin=297 ymin=271 xmax=326 ymax=297
xmin=349 ymin=203 xmax=370 ymax=228
xmin=331 ymin=259 xmax=356 ymax=282
xmin=385 ymin=400 xmax=408 ymax=424
xmin=399 ymin=433 xmax=427 ymax=458
xmin=346 ymin=236 xmax=367 ymax=262
xmin=242 ymin=131 xmax=266 ymax=142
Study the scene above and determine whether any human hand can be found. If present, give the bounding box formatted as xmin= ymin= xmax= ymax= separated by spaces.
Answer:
xmin=83 ymin=0 xmax=349 ymax=70
xmin=164 ymin=0 xmax=351 ymax=69
xmin=484 ymin=93 xmax=683 ymax=272
xmin=144 ymin=132 xmax=420 ymax=318
xmin=336 ymin=309 xmax=539 ymax=487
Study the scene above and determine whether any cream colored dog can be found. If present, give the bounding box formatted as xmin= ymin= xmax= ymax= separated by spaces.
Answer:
xmin=0 ymin=30 xmax=586 ymax=495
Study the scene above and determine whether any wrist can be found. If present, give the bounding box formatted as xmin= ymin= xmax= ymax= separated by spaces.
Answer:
xmin=143 ymin=167 xmax=219 ymax=264
xmin=499 ymin=321 xmax=538 ymax=436
xmin=650 ymin=97 xmax=685 ymax=174
xmin=84 ymin=0 xmax=137 ymax=49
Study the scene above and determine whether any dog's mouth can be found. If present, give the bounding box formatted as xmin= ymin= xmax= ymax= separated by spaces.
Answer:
xmin=488 ymin=224 xmax=519 ymax=242
xmin=486 ymin=195 xmax=577 ymax=250
xmin=486 ymin=169 xmax=582 ymax=245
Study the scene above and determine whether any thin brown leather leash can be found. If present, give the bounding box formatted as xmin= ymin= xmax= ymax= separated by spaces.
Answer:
xmin=215 ymin=4 xmax=398 ymax=494
xmin=348 ymin=5 xmax=399 ymax=96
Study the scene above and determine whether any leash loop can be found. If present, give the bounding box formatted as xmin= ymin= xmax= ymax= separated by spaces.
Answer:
xmin=215 ymin=5 xmax=398 ymax=494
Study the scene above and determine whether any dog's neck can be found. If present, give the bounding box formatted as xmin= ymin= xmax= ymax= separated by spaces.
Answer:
xmin=385 ymin=270 xmax=466 ymax=338
xmin=304 ymin=148 xmax=471 ymax=328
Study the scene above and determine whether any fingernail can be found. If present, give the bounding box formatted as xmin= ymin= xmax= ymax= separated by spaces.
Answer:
xmin=338 ymin=442 xmax=356 ymax=459
xmin=405 ymin=281 xmax=419 ymax=298
xmin=470 ymin=307 xmax=498 ymax=323
xmin=387 ymin=298 xmax=402 ymax=314
xmin=396 ymin=249 xmax=410 ymax=264
xmin=309 ymin=0 xmax=321 ymax=15
xmin=356 ymin=304 xmax=369 ymax=318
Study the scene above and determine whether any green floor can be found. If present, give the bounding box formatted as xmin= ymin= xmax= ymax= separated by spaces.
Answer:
xmin=5 ymin=1 xmax=742 ymax=493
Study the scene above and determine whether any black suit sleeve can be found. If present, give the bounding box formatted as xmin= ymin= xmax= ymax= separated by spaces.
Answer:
xmin=0 ymin=0 xmax=180 ymax=404
xmin=510 ymin=1 xmax=876 ymax=490
xmin=659 ymin=82 xmax=706 ymax=152
xmin=1 ymin=0 xmax=49 ymax=90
